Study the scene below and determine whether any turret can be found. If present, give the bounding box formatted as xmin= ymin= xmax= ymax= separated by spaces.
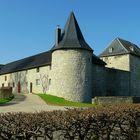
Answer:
xmin=49 ymin=12 xmax=93 ymax=102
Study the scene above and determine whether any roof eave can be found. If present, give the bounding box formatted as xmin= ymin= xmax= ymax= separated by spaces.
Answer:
xmin=51 ymin=46 xmax=93 ymax=52
xmin=99 ymin=52 xmax=131 ymax=57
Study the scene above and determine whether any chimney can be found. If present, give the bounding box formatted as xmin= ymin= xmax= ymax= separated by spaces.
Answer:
xmin=55 ymin=25 xmax=61 ymax=46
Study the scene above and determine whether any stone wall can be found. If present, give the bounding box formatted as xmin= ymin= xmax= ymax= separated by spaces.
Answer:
xmin=100 ymin=54 xmax=140 ymax=96
xmin=92 ymin=65 xmax=130 ymax=97
xmin=130 ymin=55 xmax=140 ymax=96
xmin=49 ymin=49 xmax=93 ymax=103
xmin=100 ymin=54 xmax=130 ymax=71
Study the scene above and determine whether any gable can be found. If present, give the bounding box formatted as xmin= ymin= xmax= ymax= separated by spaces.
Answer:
xmin=100 ymin=38 xmax=140 ymax=57
xmin=99 ymin=38 xmax=128 ymax=57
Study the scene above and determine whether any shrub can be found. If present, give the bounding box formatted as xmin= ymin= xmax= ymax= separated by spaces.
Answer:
xmin=0 ymin=104 xmax=140 ymax=140
xmin=0 ymin=95 xmax=14 ymax=104
xmin=0 ymin=87 xmax=12 ymax=99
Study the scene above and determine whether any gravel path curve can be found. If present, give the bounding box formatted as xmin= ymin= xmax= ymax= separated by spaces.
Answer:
xmin=0 ymin=94 xmax=67 ymax=113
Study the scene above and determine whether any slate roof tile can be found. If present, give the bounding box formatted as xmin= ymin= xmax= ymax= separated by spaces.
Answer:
xmin=0 ymin=51 xmax=51 ymax=75
xmin=99 ymin=38 xmax=140 ymax=57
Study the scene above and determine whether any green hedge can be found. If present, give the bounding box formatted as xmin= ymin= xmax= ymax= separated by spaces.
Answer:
xmin=0 ymin=104 xmax=140 ymax=140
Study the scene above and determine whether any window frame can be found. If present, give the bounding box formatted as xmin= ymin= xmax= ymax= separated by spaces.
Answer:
xmin=36 ymin=79 xmax=40 ymax=86
xmin=5 ymin=76 xmax=7 ymax=81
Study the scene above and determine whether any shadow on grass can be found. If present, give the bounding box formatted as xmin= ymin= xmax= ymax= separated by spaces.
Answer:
xmin=0 ymin=94 xmax=26 ymax=106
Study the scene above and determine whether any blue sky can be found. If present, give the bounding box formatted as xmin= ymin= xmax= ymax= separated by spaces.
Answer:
xmin=0 ymin=0 xmax=140 ymax=64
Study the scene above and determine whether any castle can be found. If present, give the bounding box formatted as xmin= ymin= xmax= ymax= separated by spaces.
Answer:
xmin=0 ymin=12 xmax=140 ymax=103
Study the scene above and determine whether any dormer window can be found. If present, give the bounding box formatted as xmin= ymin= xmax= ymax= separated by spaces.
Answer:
xmin=109 ymin=47 xmax=113 ymax=53
xmin=129 ymin=46 xmax=134 ymax=51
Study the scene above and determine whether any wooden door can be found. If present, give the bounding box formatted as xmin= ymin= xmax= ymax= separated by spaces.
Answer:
xmin=18 ymin=81 xmax=20 ymax=93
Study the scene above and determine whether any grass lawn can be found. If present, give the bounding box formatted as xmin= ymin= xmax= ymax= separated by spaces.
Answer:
xmin=0 ymin=95 xmax=14 ymax=105
xmin=37 ymin=94 xmax=96 ymax=107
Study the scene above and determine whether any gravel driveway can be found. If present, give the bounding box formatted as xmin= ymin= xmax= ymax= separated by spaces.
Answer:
xmin=0 ymin=94 xmax=66 ymax=113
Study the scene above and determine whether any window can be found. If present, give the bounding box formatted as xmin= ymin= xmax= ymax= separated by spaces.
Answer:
xmin=2 ymin=83 xmax=4 ymax=87
xmin=109 ymin=47 xmax=113 ymax=53
xmin=36 ymin=79 xmax=40 ymax=85
xmin=49 ymin=79 xmax=51 ymax=85
xmin=104 ymin=57 xmax=108 ymax=61
xmin=8 ymin=83 xmax=10 ymax=87
xmin=36 ymin=67 xmax=40 ymax=73
xmin=13 ymin=82 xmax=15 ymax=87
xmin=5 ymin=76 xmax=7 ymax=81
xmin=49 ymin=65 xmax=51 ymax=70
xmin=130 ymin=46 xmax=134 ymax=51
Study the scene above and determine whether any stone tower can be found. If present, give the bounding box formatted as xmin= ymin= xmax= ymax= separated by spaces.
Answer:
xmin=49 ymin=12 xmax=93 ymax=102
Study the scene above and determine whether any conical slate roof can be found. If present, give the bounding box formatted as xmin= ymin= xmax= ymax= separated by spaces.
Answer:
xmin=51 ymin=12 xmax=93 ymax=52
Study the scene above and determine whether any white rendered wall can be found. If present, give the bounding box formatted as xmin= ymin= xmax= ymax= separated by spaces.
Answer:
xmin=100 ymin=54 xmax=130 ymax=71
xmin=0 ymin=65 xmax=51 ymax=94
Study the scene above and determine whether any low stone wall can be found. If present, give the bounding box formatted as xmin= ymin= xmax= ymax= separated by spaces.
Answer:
xmin=92 ymin=96 xmax=140 ymax=105
xmin=0 ymin=87 xmax=12 ymax=99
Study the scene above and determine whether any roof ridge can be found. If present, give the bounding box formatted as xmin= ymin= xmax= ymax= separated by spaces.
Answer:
xmin=4 ymin=50 xmax=51 ymax=65
xmin=116 ymin=38 xmax=130 ymax=52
